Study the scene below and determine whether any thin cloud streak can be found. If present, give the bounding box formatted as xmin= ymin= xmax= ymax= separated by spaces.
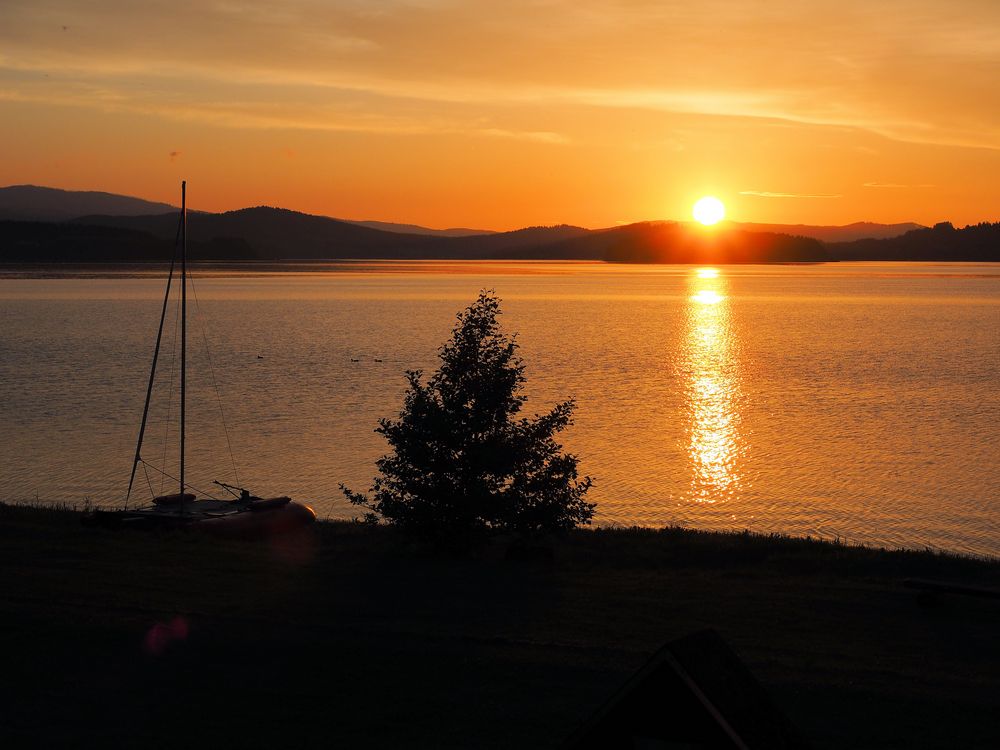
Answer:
xmin=864 ymin=182 xmax=936 ymax=188
xmin=476 ymin=129 xmax=570 ymax=145
xmin=3 ymin=59 xmax=995 ymax=151
xmin=1 ymin=0 xmax=999 ymax=150
xmin=740 ymin=191 xmax=843 ymax=199
xmin=0 ymin=86 xmax=570 ymax=143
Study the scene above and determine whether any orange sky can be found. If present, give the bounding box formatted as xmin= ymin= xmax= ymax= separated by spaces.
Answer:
xmin=1 ymin=0 xmax=998 ymax=230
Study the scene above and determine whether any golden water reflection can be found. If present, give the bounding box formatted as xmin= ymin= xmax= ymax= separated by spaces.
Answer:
xmin=683 ymin=268 xmax=744 ymax=503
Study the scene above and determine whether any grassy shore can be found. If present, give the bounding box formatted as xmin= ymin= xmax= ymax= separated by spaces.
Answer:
xmin=2 ymin=502 xmax=999 ymax=749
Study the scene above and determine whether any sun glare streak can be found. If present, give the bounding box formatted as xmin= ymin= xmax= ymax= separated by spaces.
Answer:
xmin=682 ymin=268 xmax=744 ymax=504
xmin=697 ymin=267 xmax=720 ymax=279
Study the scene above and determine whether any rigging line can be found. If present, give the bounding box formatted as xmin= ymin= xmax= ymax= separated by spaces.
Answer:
xmin=141 ymin=460 xmax=155 ymax=500
xmin=159 ymin=289 xmax=182 ymax=495
xmin=138 ymin=458 xmax=221 ymax=501
xmin=125 ymin=215 xmax=182 ymax=510
xmin=188 ymin=272 xmax=241 ymax=486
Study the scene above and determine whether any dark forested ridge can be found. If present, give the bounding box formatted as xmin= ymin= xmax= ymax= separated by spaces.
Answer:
xmin=65 ymin=208 xmax=590 ymax=259
xmin=828 ymin=221 xmax=1000 ymax=261
xmin=727 ymin=220 xmax=924 ymax=243
xmin=348 ymin=219 xmax=494 ymax=237
xmin=1 ymin=191 xmax=997 ymax=263
xmin=0 ymin=221 xmax=256 ymax=262
xmin=70 ymin=207 xmax=438 ymax=258
xmin=0 ymin=213 xmax=823 ymax=263
xmin=578 ymin=222 xmax=827 ymax=263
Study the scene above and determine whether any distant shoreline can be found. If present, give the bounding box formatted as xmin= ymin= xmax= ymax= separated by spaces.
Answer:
xmin=0 ymin=259 xmax=612 ymax=279
xmin=3 ymin=258 xmax=1000 ymax=281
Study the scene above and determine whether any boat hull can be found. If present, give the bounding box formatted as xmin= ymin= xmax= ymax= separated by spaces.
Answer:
xmin=84 ymin=499 xmax=317 ymax=540
xmin=196 ymin=500 xmax=317 ymax=539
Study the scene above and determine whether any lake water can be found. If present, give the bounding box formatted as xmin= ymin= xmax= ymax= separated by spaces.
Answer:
xmin=1 ymin=261 xmax=998 ymax=556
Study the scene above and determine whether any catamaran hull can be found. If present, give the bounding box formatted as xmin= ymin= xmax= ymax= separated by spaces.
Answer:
xmin=196 ymin=500 xmax=316 ymax=539
xmin=85 ymin=499 xmax=317 ymax=540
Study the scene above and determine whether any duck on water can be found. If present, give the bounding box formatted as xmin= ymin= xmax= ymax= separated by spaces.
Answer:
xmin=85 ymin=182 xmax=316 ymax=539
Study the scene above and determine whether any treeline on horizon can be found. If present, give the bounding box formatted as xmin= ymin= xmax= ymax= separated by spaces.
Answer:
xmin=1 ymin=209 xmax=997 ymax=264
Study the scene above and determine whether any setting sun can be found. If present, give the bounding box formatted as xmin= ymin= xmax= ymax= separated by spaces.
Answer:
xmin=693 ymin=197 xmax=726 ymax=226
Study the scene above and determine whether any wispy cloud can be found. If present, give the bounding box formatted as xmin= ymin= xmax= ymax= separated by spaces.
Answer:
xmin=739 ymin=191 xmax=842 ymax=199
xmin=0 ymin=0 xmax=998 ymax=150
xmin=476 ymin=128 xmax=570 ymax=145
xmin=863 ymin=182 xmax=935 ymax=188
xmin=0 ymin=82 xmax=568 ymax=143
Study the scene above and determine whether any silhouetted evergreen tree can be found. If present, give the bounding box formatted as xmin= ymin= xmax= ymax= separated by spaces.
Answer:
xmin=342 ymin=290 xmax=593 ymax=541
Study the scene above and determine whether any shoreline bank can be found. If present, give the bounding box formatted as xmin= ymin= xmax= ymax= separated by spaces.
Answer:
xmin=3 ymin=502 xmax=999 ymax=748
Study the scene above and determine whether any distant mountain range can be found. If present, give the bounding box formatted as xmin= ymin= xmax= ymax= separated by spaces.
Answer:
xmin=0 ymin=184 xmax=996 ymax=263
xmin=61 ymin=207 xmax=591 ymax=260
xmin=0 ymin=185 xmax=491 ymax=238
xmin=723 ymin=220 xmax=925 ymax=243
xmin=0 ymin=185 xmax=177 ymax=221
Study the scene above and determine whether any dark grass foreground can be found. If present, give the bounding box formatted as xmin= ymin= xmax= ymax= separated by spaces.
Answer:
xmin=2 ymin=503 xmax=999 ymax=749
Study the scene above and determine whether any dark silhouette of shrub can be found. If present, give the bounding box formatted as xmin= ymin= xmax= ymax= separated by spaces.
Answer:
xmin=342 ymin=290 xmax=594 ymax=542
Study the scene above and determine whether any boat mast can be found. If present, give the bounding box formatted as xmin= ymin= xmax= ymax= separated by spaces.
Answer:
xmin=180 ymin=180 xmax=187 ymax=509
xmin=124 ymin=202 xmax=180 ymax=510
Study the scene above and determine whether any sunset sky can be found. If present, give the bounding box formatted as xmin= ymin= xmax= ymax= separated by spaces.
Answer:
xmin=1 ymin=0 xmax=998 ymax=230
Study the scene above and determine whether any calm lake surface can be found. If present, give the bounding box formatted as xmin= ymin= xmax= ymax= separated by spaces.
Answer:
xmin=1 ymin=261 xmax=998 ymax=556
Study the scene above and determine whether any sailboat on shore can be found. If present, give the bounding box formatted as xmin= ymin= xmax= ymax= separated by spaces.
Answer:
xmin=86 ymin=182 xmax=315 ymax=538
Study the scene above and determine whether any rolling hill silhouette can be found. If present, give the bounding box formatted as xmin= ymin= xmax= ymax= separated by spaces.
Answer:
xmin=829 ymin=221 xmax=1000 ymax=261
xmin=517 ymin=222 xmax=827 ymax=263
xmin=0 ymin=221 xmax=253 ymax=262
xmin=67 ymin=207 xmax=589 ymax=259
xmin=725 ymin=220 xmax=924 ymax=243
xmin=1 ymin=185 xmax=995 ymax=264
xmin=0 ymin=185 xmax=177 ymax=222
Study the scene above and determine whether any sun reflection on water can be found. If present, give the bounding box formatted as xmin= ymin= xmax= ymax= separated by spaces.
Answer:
xmin=691 ymin=289 xmax=724 ymax=305
xmin=683 ymin=268 xmax=744 ymax=504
